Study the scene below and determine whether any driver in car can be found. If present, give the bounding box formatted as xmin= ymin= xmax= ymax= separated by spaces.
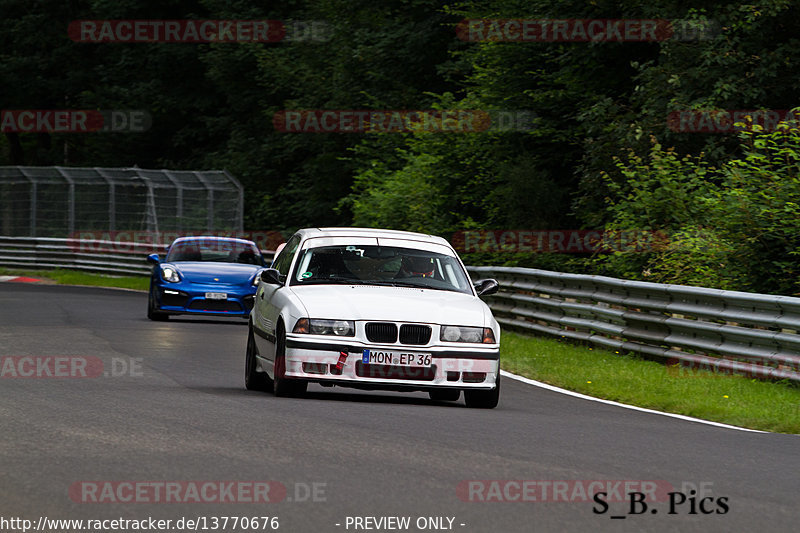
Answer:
xmin=396 ymin=255 xmax=435 ymax=278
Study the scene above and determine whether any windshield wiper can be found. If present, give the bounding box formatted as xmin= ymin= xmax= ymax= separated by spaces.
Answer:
xmin=373 ymin=280 xmax=464 ymax=292
xmin=365 ymin=280 xmax=430 ymax=289
xmin=373 ymin=280 xmax=420 ymax=288
xmin=298 ymin=277 xmax=365 ymax=285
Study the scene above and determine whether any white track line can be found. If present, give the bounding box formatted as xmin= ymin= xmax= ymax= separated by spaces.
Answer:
xmin=500 ymin=370 xmax=767 ymax=433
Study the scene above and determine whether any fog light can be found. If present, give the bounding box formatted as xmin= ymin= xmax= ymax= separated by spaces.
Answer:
xmin=302 ymin=363 xmax=328 ymax=374
xmin=462 ymin=372 xmax=486 ymax=383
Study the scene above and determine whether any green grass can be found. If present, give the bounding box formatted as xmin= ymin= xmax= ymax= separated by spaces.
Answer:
xmin=501 ymin=330 xmax=800 ymax=434
xmin=0 ymin=268 xmax=149 ymax=291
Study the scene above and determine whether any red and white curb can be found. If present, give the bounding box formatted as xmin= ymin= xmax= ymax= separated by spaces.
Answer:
xmin=0 ymin=276 xmax=42 ymax=283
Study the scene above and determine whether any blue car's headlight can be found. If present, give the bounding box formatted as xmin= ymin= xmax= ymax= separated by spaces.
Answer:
xmin=160 ymin=265 xmax=180 ymax=283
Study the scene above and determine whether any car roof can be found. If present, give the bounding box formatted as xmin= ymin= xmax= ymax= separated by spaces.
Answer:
xmin=171 ymin=236 xmax=257 ymax=246
xmin=294 ymin=227 xmax=451 ymax=246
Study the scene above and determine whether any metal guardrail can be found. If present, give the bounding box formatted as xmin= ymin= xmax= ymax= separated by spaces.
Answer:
xmin=0 ymin=237 xmax=274 ymax=277
xmin=0 ymin=236 xmax=160 ymax=275
xmin=468 ymin=265 xmax=800 ymax=382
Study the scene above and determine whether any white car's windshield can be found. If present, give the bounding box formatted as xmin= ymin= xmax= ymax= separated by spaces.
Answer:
xmin=167 ymin=239 xmax=262 ymax=265
xmin=291 ymin=245 xmax=472 ymax=294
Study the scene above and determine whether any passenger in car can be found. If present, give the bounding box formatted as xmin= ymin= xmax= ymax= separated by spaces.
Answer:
xmin=307 ymin=252 xmax=353 ymax=279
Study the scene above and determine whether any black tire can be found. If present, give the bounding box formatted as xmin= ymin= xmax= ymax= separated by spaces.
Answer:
xmin=464 ymin=373 xmax=500 ymax=409
xmin=429 ymin=389 xmax=461 ymax=402
xmin=147 ymin=286 xmax=169 ymax=321
xmin=245 ymin=325 xmax=272 ymax=392
xmin=273 ymin=324 xmax=308 ymax=397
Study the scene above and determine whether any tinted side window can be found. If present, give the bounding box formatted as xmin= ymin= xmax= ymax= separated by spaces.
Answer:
xmin=272 ymin=236 xmax=301 ymax=277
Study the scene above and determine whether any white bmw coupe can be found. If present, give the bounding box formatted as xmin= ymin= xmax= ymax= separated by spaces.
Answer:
xmin=245 ymin=227 xmax=501 ymax=408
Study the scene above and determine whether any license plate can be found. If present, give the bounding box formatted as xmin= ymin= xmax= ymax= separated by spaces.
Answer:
xmin=205 ymin=292 xmax=228 ymax=300
xmin=362 ymin=349 xmax=432 ymax=367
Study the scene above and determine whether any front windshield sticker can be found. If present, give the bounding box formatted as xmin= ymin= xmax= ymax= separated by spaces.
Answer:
xmin=301 ymin=271 xmax=313 ymax=278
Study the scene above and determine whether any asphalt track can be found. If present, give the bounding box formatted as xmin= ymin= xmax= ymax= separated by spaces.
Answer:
xmin=1 ymin=283 xmax=799 ymax=533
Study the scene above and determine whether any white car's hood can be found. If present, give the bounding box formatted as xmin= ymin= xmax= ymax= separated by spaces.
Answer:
xmin=291 ymin=285 xmax=488 ymax=326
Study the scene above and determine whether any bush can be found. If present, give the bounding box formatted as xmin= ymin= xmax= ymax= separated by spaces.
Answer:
xmin=595 ymin=115 xmax=800 ymax=294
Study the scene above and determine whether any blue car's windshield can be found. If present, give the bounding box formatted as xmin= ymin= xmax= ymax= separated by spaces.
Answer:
xmin=167 ymin=239 xmax=262 ymax=265
xmin=290 ymin=245 xmax=472 ymax=294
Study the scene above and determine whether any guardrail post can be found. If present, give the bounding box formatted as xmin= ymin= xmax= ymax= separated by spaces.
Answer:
xmin=30 ymin=182 xmax=37 ymax=237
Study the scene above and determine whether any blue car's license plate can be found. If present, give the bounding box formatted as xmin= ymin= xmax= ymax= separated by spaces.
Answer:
xmin=204 ymin=292 xmax=227 ymax=300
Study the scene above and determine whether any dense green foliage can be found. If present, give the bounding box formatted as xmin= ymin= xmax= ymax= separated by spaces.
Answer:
xmin=599 ymin=123 xmax=800 ymax=294
xmin=2 ymin=0 xmax=799 ymax=293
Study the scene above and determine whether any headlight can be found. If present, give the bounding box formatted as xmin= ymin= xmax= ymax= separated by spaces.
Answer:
xmin=160 ymin=266 xmax=180 ymax=283
xmin=293 ymin=318 xmax=355 ymax=336
xmin=440 ymin=326 xmax=496 ymax=344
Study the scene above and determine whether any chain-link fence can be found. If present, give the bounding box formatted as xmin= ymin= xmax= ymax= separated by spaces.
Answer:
xmin=0 ymin=166 xmax=243 ymax=238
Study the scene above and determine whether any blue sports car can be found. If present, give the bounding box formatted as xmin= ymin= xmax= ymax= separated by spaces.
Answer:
xmin=146 ymin=236 xmax=267 ymax=320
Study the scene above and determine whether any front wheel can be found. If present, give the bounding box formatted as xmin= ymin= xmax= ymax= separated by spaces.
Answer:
xmin=273 ymin=325 xmax=308 ymax=397
xmin=245 ymin=325 xmax=271 ymax=392
xmin=147 ymin=286 xmax=169 ymax=321
xmin=464 ymin=373 xmax=500 ymax=409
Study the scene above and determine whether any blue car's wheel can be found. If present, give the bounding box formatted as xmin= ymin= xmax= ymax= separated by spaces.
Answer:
xmin=245 ymin=325 xmax=271 ymax=392
xmin=147 ymin=286 xmax=169 ymax=321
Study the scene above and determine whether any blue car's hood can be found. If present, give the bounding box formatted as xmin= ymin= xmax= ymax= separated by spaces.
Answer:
xmin=171 ymin=262 xmax=261 ymax=285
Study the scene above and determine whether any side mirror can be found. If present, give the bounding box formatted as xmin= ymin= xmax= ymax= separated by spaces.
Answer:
xmin=474 ymin=278 xmax=499 ymax=297
xmin=260 ymin=268 xmax=282 ymax=285
xmin=146 ymin=254 xmax=160 ymax=265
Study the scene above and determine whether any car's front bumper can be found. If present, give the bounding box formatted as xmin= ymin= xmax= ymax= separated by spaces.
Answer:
xmin=282 ymin=335 xmax=499 ymax=391
xmin=154 ymin=284 xmax=256 ymax=318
